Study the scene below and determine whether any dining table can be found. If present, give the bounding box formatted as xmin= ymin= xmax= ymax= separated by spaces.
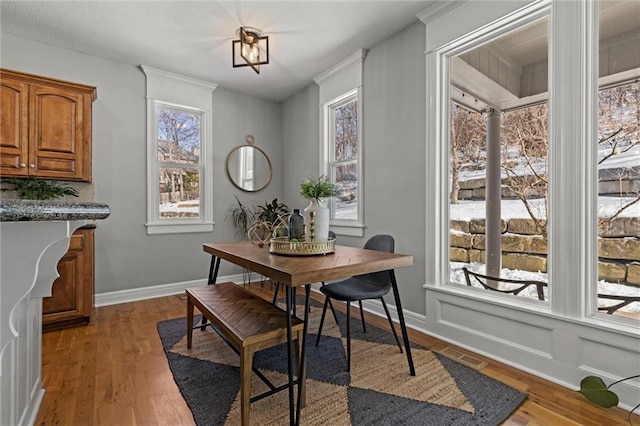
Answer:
xmin=203 ymin=240 xmax=415 ymax=426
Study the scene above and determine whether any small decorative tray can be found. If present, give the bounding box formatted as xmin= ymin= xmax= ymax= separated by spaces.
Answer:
xmin=269 ymin=237 xmax=336 ymax=256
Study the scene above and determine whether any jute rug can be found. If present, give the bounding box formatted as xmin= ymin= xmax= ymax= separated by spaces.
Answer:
xmin=157 ymin=296 xmax=527 ymax=425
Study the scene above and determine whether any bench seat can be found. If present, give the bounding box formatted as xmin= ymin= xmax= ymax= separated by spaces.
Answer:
xmin=186 ymin=282 xmax=304 ymax=425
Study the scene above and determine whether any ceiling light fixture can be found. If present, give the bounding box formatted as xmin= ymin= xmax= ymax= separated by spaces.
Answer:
xmin=232 ymin=27 xmax=269 ymax=74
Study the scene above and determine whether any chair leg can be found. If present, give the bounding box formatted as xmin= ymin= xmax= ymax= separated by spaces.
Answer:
xmin=358 ymin=301 xmax=366 ymax=333
xmin=327 ymin=298 xmax=340 ymax=325
xmin=316 ymin=296 xmax=330 ymax=346
xmin=321 ymin=282 xmax=340 ymax=325
xmin=381 ymin=298 xmax=403 ymax=353
xmin=272 ymin=282 xmax=280 ymax=305
xmin=346 ymin=302 xmax=351 ymax=372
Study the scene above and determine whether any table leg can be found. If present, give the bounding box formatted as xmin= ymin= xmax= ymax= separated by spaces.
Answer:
xmin=187 ymin=296 xmax=194 ymax=349
xmin=285 ymin=285 xmax=296 ymax=426
xmin=389 ymin=270 xmax=416 ymax=376
xmin=208 ymin=256 xmax=221 ymax=285
xmin=296 ymin=285 xmax=311 ymax=422
xmin=201 ymin=256 xmax=221 ymax=330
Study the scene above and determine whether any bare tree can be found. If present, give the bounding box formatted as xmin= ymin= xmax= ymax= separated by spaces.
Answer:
xmin=450 ymin=102 xmax=486 ymax=204
xmin=597 ymin=82 xmax=640 ymax=224
xmin=334 ymin=100 xmax=358 ymax=162
xmin=497 ymin=82 xmax=639 ymax=235
xmin=157 ymin=106 xmax=201 ymax=207
xmin=157 ymin=107 xmax=201 ymax=163
xmin=501 ymin=104 xmax=549 ymax=235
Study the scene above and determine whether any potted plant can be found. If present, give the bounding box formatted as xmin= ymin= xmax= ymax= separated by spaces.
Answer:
xmin=256 ymin=198 xmax=289 ymax=225
xmin=255 ymin=198 xmax=289 ymax=239
xmin=1 ymin=176 xmax=79 ymax=200
xmin=300 ymin=175 xmax=339 ymax=201
xmin=226 ymin=195 xmax=256 ymax=240
xmin=579 ymin=374 xmax=640 ymax=422
xmin=299 ymin=176 xmax=338 ymax=240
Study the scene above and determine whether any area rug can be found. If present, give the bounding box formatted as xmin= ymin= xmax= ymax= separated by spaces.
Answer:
xmin=157 ymin=297 xmax=527 ymax=425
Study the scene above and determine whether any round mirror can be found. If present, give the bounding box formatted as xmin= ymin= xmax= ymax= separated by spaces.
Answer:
xmin=226 ymin=144 xmax=272 ymax=192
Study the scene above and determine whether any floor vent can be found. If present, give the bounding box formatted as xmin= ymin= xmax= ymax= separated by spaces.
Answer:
xmin=440 ymin=347 xmax=488 ymax=370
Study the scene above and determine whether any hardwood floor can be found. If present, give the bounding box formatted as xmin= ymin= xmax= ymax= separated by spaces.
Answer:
xmin=36 ymin=282 xmax=637 ymax=425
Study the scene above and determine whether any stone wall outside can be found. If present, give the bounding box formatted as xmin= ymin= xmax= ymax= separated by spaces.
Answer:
xmin=456 ymin=168 xmax=640 ymax=201
xmin=450 ymin=217 xmax=640 ymax=286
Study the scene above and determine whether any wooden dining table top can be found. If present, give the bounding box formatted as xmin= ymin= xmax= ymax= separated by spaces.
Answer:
xmin=203 ymin=241 xmax=413 ymax=287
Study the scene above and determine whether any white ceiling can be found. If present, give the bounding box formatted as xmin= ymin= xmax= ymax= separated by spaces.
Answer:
xmin=0 ymin=1 xmax=433 ymax=102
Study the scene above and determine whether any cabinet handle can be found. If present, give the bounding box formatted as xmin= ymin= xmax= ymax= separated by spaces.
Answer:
xmin=19 ymin=163 xmax=26 ymax=168
xmin=29 ymin=164 xmax=35 ymax=168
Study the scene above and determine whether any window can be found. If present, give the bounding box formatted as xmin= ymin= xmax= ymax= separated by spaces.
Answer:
xmin=142 ymin=66 xmax=217 ymax=234
xmin=447 ymin=13 xmax=550 ymax=304
xmin=156 ymin=104 xmax=202 ymax=219
xmin=595 ymin=0 xmax=640 ymax=318
xmin=596 ymin=81 xmax=640 ymax=317
xmin=314 ymin=50 xmax=366 ymax=237
xmin=430 ymin=0 xmax=640 ymax=323
xmin=328 ymin=90 xmax=359 ymax=221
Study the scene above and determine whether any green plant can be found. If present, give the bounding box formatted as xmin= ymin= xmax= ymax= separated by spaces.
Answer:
xmin=226 ymin=195 xmax=256 ymax=240
xmin=299 ymin=176 xmax=338 ymax=200
xmin=579 ymin=375 xmax=640 ymax=422
xmin=1 ymin=176 xmax=79 ymax=200
xmin=256 ymin=198 xmax=289 ymax=225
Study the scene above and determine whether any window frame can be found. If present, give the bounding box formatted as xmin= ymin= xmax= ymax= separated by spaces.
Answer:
xmin=426 ymin=0 xmax=639 ymax=330
xmin=323 ymin=89 xmax=363 ymax=231
xmin=426 ymin=0 xmax=553 ymax=313
xmin=142 ymin=65 xmax=216 ymax=235
xmin=153 ymin=101 xmax=205 ymax=221
xmin=315 ymin=50 xmax=366 ymax=237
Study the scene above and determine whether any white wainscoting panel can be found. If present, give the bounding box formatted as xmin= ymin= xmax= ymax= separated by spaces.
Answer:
xmin=438 ymin=299 xmax=553 ymax=358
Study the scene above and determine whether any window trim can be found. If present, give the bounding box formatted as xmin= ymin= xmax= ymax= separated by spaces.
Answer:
xmin=315 ymin=50 xmax=366 ymax=237
xmin=427 ymin=0 xmax=638 ymax=328
xmin=142 ymin=65 xmax=217 ymax=235
xmin=323 ymin=89 xmax=364 ymax=235
xmin=427 ymin=1 xmax=553 ymax=300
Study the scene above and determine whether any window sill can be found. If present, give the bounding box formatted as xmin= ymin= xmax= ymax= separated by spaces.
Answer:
xmin=424 ymin=283 xmax=639 ymax=338
xmin=330 ymin=223 xmax=365 ymax=237
xmin=146 ymin=221 xmax=214 ymax=235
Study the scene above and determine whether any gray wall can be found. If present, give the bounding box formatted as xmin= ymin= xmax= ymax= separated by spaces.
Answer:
xmin=281 ymin=21 xmax=427 ymax=314
xmin=281 ymin=84 xmax=321 ymax=213
xmin=1 ymin=33 xmax=283 ymax=293
xmin=2 ymin=19 xmax=426 ymax=309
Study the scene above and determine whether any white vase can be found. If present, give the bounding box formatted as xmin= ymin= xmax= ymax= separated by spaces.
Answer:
xmin=304 ymin=198 xmax=330 ymax=241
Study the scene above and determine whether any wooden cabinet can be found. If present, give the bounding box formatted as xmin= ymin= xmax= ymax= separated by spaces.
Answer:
xmin=0 ymin=69 xmax=96 ymax=182
xmin=43 ymin=227 xmax=95 ymax=332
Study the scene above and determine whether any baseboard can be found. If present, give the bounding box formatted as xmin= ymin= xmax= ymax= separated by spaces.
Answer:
xmin=21 ymin=381 xmax=43 ymax=426
xmin=360 ymin=298 xmax=428 ymax=331
xmin=94 ymin=273 xmax=245 ymax=307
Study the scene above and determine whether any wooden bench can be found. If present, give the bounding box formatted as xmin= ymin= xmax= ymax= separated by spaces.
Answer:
xmin=186 ymin=282 xmax=305 ymax=426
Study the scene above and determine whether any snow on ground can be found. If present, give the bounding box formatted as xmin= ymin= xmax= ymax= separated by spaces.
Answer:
xmin=450 ymin=196 xmax=639 ymax=220
xmin=451 ymin=262 xmax=640 ymax=313
xmin=160 ymin=200 xmax=200 ymax=215
xmin=449 ymin=197 xmax=639 ymax=313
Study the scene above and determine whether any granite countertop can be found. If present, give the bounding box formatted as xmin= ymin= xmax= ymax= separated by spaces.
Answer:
xmin=0 ymin=199 xmax=110 ymax=222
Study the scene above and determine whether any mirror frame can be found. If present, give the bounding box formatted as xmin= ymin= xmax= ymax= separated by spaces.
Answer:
xmin=226 ymin=144 xmax=272 ymax=192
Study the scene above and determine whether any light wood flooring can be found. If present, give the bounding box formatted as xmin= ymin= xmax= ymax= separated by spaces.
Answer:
xmin=36 ymin=282 xmax=638 ymax=425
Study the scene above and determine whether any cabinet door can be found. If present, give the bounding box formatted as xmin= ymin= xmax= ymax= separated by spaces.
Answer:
xmin=0 ymin=78 xmax=29 ymax=175
xmin=29 ymin=84 xmax=89 ymax=180
xmin=43 ymin=246 xmax=85 ymax=320
xmin=43 ymin=229 xmax=94 ymax=330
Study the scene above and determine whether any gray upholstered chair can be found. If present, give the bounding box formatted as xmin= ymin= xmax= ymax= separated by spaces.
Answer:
xmin=315 ymin=234 xmax=403 ymax=372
